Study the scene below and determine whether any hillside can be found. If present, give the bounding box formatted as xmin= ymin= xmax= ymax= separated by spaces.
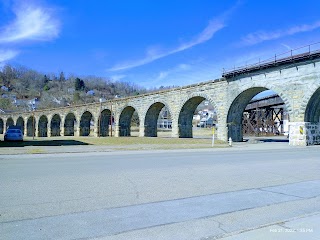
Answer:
xmin=0 ymin=64 xmax=166 ymax=112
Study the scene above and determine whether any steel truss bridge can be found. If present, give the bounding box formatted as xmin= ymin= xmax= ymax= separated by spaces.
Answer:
xmin=243 ymin=95 xmax=287 ymax=136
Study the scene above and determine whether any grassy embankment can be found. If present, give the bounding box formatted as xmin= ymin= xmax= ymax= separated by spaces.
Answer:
xmin=0 ymin=127 xmax=225 ymax=153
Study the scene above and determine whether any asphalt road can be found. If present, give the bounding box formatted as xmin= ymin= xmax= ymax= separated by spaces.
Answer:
xmin=0 ymin=145 xmax=319 ymax=239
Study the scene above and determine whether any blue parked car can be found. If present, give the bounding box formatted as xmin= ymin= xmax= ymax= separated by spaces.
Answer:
xmin=4 ymin=128 xmax=23 ymax=142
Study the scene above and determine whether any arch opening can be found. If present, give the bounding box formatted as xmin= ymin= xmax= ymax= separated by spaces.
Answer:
xmin=228 ymin=88 xmax=289 ymax=142
xmin=80 ymin=111 xmax=94 ymax=136
xmin=64 ymin=113 xmax=76 ymax=136
xmin=144 ymin=103 xmax=172 ymax=137
xmin=51 ymin=114 xmax=61 ymax=136
xmin=119 ymin=106 xmax=139 ymax=137
xmin=38 ymin=115 xmax=48 ymax=137
xmin=0 ymin=118 xmax=4 ymax=134
xmin=98 ymin=109 xmax=111 ymax=137
xmin=6 ymin=118 xmax=14 ymax=129
xmin=178 ymin=97 xmax=217 ymax=138
xmin=305 ymin=87 xmax=320 ymax=123
xmin=27 ymin=116 xmax=36 ymax=137
xmin=16 ymin=117 xmax=25 ymax=134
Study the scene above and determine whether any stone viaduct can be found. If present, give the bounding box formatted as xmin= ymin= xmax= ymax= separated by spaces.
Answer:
xmin=1 ymin=51 xmax=320 ymax=146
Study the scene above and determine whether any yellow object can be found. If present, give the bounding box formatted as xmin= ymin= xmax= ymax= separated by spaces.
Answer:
xmin=299 ymin=126 xmax=303 ymax=135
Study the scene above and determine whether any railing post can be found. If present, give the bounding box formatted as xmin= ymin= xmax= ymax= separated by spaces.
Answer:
xmin=309 ymin=45 xmax=311 ymax=55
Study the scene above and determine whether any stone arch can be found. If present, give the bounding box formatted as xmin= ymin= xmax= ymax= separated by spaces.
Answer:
xmin=6 ymin=117 xmax=14 ymax=129
xmin=51 ymin=114 xmax=61 ymax=136
xmin=80 ymin=111 xmax=94 ymax=136
xmin=144 ymin=102 xmax=172 ymax=137
xmin=27 ymin=116 xmax=36 ymax=137
xmin=118 ymin=106 xmax=138 ymax=136
xmin=178 ymin=93 xmax=218 ymax=138
xmin=38 ymin=115 xmax=48 ymax=137
xmin=98 ymin=109 xmax=111 ymax=137
xmin=304 ymin=86 xmax=320 ymax=122
xmin=179 ymin=92 xmax=219 ymax=115
xmin=16 ymin=116 xmax=25 ymax=134
xmin=227 ymin=86 xmax=291 ymax=141
xmin=178 ymin=93 xmax=211 ymax=138
xmin=178 ymin=96 xmax=205 ymax=138
xmin=64 ymin=112 xmax=76 ymax=136
xmin=0 ymin=118 xmax=4 ymax=134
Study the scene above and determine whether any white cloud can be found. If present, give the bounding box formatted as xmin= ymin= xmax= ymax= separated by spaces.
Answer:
xmin=281 ymin=43 xmax=292 ymax=51
xmin=156 ymin=71 xmax=169 ymax=81
xmin=0 ymin=1 xmax=60 ymax=64
xmin=0 ymin=49 xmax=19 ymax=62
xmin=0 ymin=3 xmax=60 ymax=43
xmin=107 ymin=1 xmax=244 ymax=72
xmin=155 ymin=63 xmax=191 ymax=81
xmin=108 ymin=19 xmax=225 ymax=72
xmin=241 ymin=21 xmax=320 ymax=46
xmin=177 ymin=63 xmax=190 ymax=70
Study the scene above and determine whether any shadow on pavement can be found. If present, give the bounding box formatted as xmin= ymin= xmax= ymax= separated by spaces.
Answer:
xmin=258 ymin=138 xmax=289 ymax=143
xmin=244 ymin=137 xmax=289 ymax=143
xmin=0 ymin=140 xmax=90 ymax=148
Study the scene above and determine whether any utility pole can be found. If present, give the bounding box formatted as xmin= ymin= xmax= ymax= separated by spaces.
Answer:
xmin=110 ymin=103 xmax=113 ymax=137
xmin=99 ymin=98 xmax=103 ymax=137
xmin=32 ymin=110 xmax=35 ymax=140
xmin=31 ymin=100 xmax=36 ymax=140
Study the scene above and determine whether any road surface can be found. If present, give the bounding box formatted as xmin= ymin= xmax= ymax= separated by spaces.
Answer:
xmin=1 ymin=145 xmax=319 ymax=239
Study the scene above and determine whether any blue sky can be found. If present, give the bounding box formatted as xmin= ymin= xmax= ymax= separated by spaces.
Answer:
xmin=1 ymin=0 xmax=320 ymax=89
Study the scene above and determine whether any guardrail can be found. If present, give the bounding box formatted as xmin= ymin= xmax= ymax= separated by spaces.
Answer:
xmin=222 ymin=42 xmax=320 ymax=78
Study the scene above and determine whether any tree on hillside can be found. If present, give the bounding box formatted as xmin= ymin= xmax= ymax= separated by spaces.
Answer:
xmin=73 ymin=91 xmax=81 ymax=103
xmin=1 ymin=65 xmax=17 ymax=87
xmin=43 ymin=75 xmax=50 ymax=84
xmin=58 ymin=72 xmax=65 ymax=90
xmin=59 ymin=72 xmax=65 ymax=82
xmin=0 ymin=72 xmax=4 ymax=85
xmin=75 ymin=78 xmax=85 ymax=91
xmin=42 ymin=75 xmax=50 ymax=91
xmin=75 ymin=78 xmax=81 ymax=90
xmin=0 ymin=98 xmax=13 ymax=110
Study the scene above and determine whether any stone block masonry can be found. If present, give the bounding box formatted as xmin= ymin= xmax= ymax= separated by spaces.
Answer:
xmin=289 ymin=122 xmax=320 ymax=146
xmin=1 ymin=56 xmax=320 ymax=146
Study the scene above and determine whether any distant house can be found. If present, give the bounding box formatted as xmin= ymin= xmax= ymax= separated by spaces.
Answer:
xmin=1 ymin=86 xmax=9 ymax=92
xmin=86 ymin=90 xmax=95 ymax=96
xmin=197 ymin=117 xmax=215 ymax=128
xmin=2 ymin=93 xmax=16 ymax=101
xmin=193 ymin=109 xmax=217 ymax=128
xmin=68 ymin=88 xmax=75 ymax=94
xmin=13 ymin=99 xmax=26 ymax=107
xmin=53 ymin=97 xmax=61 ymax=104
xmin=28 ymin=98 xmax=40 ymax=110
